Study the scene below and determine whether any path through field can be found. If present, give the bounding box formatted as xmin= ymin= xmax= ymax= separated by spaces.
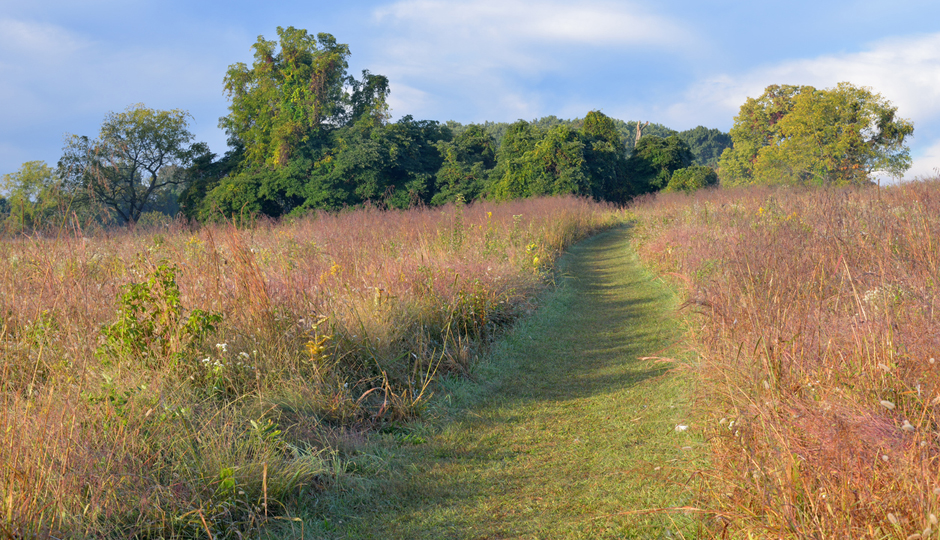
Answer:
xmin=303 ymin=225 xmax=702 ymax=539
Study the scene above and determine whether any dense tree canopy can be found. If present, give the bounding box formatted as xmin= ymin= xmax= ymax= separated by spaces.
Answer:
xmin=665 ymin=165 xmax=719 ymax=192
xmin=676 ymin=126 xmax=732 ymax=167
xmin=432 ymin=124 xmax=497 ymax=205
xmin=627 ymin=135 xmax=695 ymax=194
xmin=18 ymin=25 xmax=880 ymax=230
xmin=719 ymin=83 xmax=914 ymax=186
xmin=488 ymin=112 xmax=632 ymax=202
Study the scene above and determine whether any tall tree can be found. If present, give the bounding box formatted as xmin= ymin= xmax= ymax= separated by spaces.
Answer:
xmin=58 ymin=105 xmax=206 ymax=224
xmin=222 ymin=27 xmax=353 ymax=169
xmin=580 ymin=110 xmax=630 ymax=201
xmin=719 ymin=82 xmax=914 ymax=186
xmin=192 ymin=27 xmax=396 ymax=219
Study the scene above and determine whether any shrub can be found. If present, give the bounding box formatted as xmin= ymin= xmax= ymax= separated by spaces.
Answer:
xmin=664 ymin=165 xmax=718 ymax=192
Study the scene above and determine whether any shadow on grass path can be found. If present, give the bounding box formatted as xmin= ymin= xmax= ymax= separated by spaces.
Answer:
xmin=306 ymin=225 xmax=703 ymax=539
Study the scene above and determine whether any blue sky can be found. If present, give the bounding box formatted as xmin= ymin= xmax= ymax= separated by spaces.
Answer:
xmin=3 ymin=0 xmax=940 ymax=181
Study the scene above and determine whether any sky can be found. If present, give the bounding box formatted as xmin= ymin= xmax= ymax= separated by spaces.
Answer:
xmin=2 ymin=0 xmax=940 ymax=181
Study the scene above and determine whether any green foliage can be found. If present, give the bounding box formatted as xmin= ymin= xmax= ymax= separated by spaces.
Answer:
xmin=719 ymin=82 xmax=914 ymax=186
xmin=177 ymin=142 xmax=244 ymax=220
xmin=580 ymin=111 xmax=631 ymax=201
xmin=191 ymin=28 xmax=406 ymax=219
xmin=195 ymin=154 xmax=314 ymax=220
xmin=665 ymin=165 xmax=719 ymax=192
xmin=170 ymin=24 xmax=740 ymax=216
xmin=58 ymin=104 xmax=207 ymax=223
xmin=489 ymin=122 xmax=590 ymax=200
xmin=299 ymin=115 xmax=450 ymax=211
xmin=99 ymin=262 xmax=221 ymax=365
xmin=486 ymin=112 xmax=635 ymax=202
xmin=627 ymin=135 xmax=695 ymax=194
xmin=221 ymin=27 xmax=353 ymax=169
xmin=676 ymin=126 xmax=732 ymax=167
xmin=1 ymin=161 xmax=68 ymax=231
xmin=432 ymin=124 xmax=497 ymax=205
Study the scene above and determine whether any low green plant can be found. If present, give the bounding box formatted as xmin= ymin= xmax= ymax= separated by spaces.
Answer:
xmin=99 ymin=261 xmax=221 ymax=365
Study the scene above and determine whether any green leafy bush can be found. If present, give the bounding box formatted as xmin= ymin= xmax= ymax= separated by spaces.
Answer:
xmin=99 ymin=262 xmax=221 ymax=365
xmin=665 ymin=165 xmax=718 ymax=192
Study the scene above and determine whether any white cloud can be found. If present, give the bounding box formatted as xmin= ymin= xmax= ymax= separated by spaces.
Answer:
xmin=666 ymin=32 xmax=940 ymax=130
xmin=908 ymin=139 xmax=940 ymax=180
xmin=0 ymin=17 xmax=220 ymax=124
xmin=374 ymin=0 xmax=687 ymax=48
xmin=0 ymin=18 xmax=89 ymax=60
xmin=369 ymin=0 xmax=694 ymax=121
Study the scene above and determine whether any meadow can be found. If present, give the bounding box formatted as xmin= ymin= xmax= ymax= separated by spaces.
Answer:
xmin=630 ymin=180 xmax=940 ymax=538
xmin=6 ymin=179 xmax=939 ymax=539
xmin=0 ymin=196 xmax=620 ymax=538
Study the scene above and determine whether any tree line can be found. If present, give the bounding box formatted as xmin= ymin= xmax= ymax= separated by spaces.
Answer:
xmin=0 ymin=26 xmax=914 ymax=231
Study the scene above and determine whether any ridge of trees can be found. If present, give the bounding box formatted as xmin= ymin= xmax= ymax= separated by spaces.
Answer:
xmin=0 ymin=27 xmax=915 ymax=230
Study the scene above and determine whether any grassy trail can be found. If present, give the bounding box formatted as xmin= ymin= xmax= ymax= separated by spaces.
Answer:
xmin=306 ymin=225 xmax=702 ymax=539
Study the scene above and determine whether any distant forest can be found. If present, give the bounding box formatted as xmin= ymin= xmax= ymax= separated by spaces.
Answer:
xmin=446 ymin=117 xmax=730 ymax=167
xmin=0 ymin=27 xmax=730 ymax=228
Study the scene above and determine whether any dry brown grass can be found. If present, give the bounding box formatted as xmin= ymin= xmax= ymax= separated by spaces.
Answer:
xmin=0 ymin=196 xmax=619 ymax=538
xmin=630 ymin=180 xmax=940 ymax=538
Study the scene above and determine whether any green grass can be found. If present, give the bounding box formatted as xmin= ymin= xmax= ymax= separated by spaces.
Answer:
xmin=281 ymin=225 xmax=703 ymax=539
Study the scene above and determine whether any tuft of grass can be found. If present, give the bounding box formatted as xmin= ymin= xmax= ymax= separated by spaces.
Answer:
xmin=630 ymin=180 xmax=940 ymax=538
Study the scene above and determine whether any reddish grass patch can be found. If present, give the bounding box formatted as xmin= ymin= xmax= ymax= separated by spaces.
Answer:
xmin=631 ymin=182 xmax=940 ymax=538
xmin=0 ymin=196 xmax=619 ymax=537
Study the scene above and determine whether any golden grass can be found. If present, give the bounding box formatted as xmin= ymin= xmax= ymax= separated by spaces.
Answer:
xmin=0 ymin=196 xmax=620 ymax=538
xmin=630 ymin=181 xmax=940 ymax=538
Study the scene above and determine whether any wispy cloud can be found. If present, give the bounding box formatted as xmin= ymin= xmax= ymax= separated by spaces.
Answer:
xmin=0 ymin=16 xmax=232 ymax=168
xmin=375 ymin=0 xmax=688 ymax=48
xmin=909 ymin=139 xmax=940 ymax=179
xmin=667 ymin=32 xmax=940 ymax=128
xmin=369 ymin=0 xmax=695 ymax=121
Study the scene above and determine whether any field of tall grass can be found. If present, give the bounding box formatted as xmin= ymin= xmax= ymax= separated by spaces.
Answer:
xmin=0 ymin=196 xmax=620 ymax=538
xmin=631 ymin=180 xmax=940 ymax=538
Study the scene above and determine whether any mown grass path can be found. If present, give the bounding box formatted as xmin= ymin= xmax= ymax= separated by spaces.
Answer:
xmin=306 ymin=225 xmax=702 ymax=539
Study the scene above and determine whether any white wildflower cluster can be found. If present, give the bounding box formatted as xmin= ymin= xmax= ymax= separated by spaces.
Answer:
xmin=862 ymin=284 xmax=904 ymax=306
xmin=198 ymin=343 xmax=257 ymax=375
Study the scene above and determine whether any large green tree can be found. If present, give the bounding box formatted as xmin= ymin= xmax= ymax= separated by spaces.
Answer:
xmin=580 ymin=111 xmax=630 ymax=200
xmin=191 ymin=27 xmax=396 ymax=219
xmin=719 ymin=82 xmax=914 ymax=186
xmin=58 ymin=104 xmax=206 ymax=223
xmin=222 ymin=27 xmax=353 ymax=169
